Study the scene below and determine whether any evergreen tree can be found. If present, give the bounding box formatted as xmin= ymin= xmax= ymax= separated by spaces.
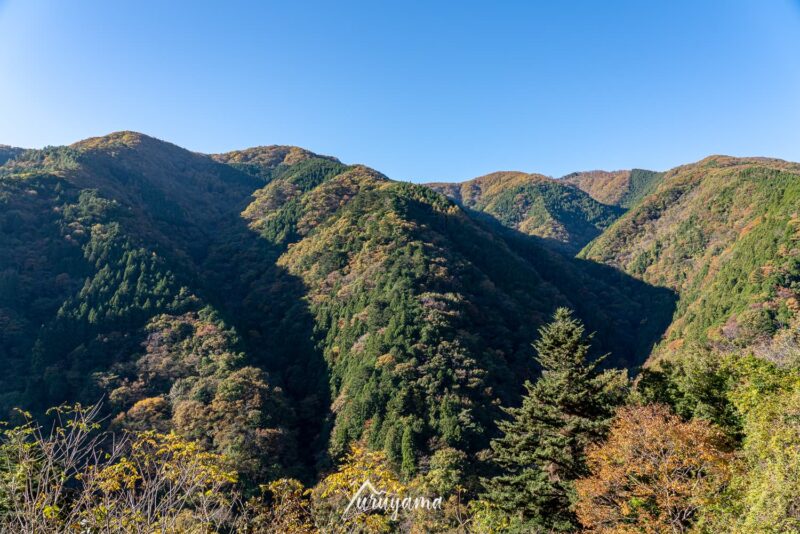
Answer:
xmin=482 ymin=307 xmax=625 ymax=532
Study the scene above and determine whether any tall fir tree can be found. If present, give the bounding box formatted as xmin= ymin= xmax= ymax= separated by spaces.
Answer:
xmin=482 ymin=307 xmax=626 ymax=532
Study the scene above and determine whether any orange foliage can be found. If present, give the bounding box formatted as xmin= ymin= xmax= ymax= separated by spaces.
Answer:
xmin=575 ymin=404 xmax=731 ymax=533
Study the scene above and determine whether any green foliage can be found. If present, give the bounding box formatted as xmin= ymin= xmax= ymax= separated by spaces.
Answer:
xmin=0 ymin=145 xmax=23 ymax=167
xmin=3 ymin=134 xmax=800 ymax=531
xmin=631 ymin=352 xmax=800 ymax=532
xmin=252 ymin=158 xmax=348 ymax=245
xmin=635 ymin=346 xmax=743 ymax=439
xmin=485 ymin=181 xmax=622 ymax=251
xmin=618 ymin=168 xmax=663 ymax=208
xmin=725 ymin=364 xmax=800 ymax=532
xmin=0 ymin=132 xmax=677 ymax=494
xmin=482 ymin=308 xmax=626 ymax=532
xmin=0 ymin=146 xmax=81 ymax=177
xmin=277 ymin=180 xmax=540 ymax=468
xmin=0 ymin=177 xmax=89 ymax=410
xmin=102 ymin=310 xmax=298 ymax=487
xmin=431 ymin=172 xmax=623 ymax=252
xmin=582 ymin=158 xmax=800 ymax=358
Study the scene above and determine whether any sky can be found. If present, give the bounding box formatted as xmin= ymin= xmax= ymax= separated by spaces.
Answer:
xmin=1 ymin=1 xmax=799 ymax=182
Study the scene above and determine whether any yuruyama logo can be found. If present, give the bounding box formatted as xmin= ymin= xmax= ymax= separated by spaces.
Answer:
xmin=342 ymin=480 xmax=444 ymax=521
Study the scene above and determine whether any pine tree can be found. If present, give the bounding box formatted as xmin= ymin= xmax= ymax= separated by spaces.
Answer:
xmin=401 ymin=424 xmax=416 ymax=477
xmin=482 ymin=307 xmax=625 ymax=532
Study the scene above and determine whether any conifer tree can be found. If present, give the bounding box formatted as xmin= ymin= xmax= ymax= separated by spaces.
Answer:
xmin=482 ymin=307 xmax=625 ymax=532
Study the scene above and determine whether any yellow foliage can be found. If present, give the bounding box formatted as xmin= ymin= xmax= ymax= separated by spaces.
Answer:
xmin=575 ymin=404 xmax=732 ymax=533
xmin=312 ymin=445 xmax=407 ymax=533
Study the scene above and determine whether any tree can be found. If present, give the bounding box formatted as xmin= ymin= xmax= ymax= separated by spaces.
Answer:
xmin=720 ymin=356 xmax=800 ymax=532
xmin=0 ymin=403 xmax=239 ymax=533
xmin=574 ymin=404 xmax=731 ymax=533
xmin=634 ymin=346 xmax=742 ymax=440
xmin=481 ymin=307 xmax=626 ymax=532
xmin=238 ymin=478 xmax=317 ymax=534
xmin=311 ymin=444 xmax=407 ymax=533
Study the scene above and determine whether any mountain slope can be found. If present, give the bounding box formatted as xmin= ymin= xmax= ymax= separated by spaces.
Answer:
xmin=581 ymin=156 xmax=800 ymax=359
xmin=212 ymin=145 xmax=340 ymax=182
xmin=0 ymin=133 xmax=307 ymax=484
xmin=0 ymin=145 xmax=23 ymax=166
xmin=428 ymin=171 xmax=623 ymax=252
xmin=0 ymin=131 xmax=676 ymax=485
xmin=561 ymin=168 xmax=663 ymax=208
xmin=207 ymin=156 xmax=673 ymax=473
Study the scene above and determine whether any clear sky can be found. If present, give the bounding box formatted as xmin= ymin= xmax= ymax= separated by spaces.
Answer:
xmin=1 ymin=1 xmax=799 ymax=182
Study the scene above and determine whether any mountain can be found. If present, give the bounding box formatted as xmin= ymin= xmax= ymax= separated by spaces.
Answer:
xmin=0 ymin=132 xmax=672 ymax=485
xmin=428 ymin=157 xmax=799 ymax=363
xmin=561 ymin=168 xmax=663 ymax=208
xmin=212 ymin=144 xmax=340 ymax=182
xmin=0 ymin=132 xmax=305 ymax=483
xmin=0 ymin=145 xmax=24 ymax=166
xmin=428 ymin=171 xmax=623 ymax=252
xmin=559 ymin=170 xmax=630 ymax=205
xmin=3 ymin=132 xmax=797 ymax=531
xmin=580 ymin=155 xmax=800 ymax=360
xmin=2 ymin=133 xmax=799 ymax=532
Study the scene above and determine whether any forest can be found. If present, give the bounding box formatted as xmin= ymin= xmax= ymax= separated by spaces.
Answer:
xmin=0 ymin=132 xmax=798 ymax=532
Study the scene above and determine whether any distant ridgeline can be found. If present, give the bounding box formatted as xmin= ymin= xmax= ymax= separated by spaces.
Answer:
xmin=1 ymin=132 xmax=798 ymax=504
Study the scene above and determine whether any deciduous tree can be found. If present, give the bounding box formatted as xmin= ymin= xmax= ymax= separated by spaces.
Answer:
xmin=575 ymin=404 xmax=731 ymax=533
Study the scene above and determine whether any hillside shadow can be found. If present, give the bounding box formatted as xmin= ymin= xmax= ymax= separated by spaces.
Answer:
xmin=460 ymin=206 xmax=677 ymax=370
xmin=1 ymin=149 xmax=333 ymax=482
xmin=198 ymin=197 xmax=332 ymax=482
xmin=107 ymin=155 xmax=337 ymax=481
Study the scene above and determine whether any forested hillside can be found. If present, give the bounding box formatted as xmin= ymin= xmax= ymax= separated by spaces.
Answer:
xmin=561 ymin=168 xmax=663 ymax=208
xmin=1 ymin=135 xmax=799 ymax=532
xmin=572 ymin=156 xmax=800 ymax=532
xmin=0 ymin=145 xmax=23 ymax=166
xmin=581 ymin=155 xmax=800 ymax=361
xmin=0 ymin=132 xmax=664 ymax=474
xmin=428 ymin=171 xmax=623 ymax=252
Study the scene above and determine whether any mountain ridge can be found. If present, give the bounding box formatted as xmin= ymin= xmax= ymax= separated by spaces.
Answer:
xmin=3 ymin=131 xmax=800 ymax=532
xmin=580 ymin=153 xmax=800 ymax=362
xmin=427 ymin=171 xmax=624 ymax=252
xmin=0 ymin=144 xmax=24 ymax=166
xmin=0 ymin=131 xmax=675 ymax=479
xmin=2 ymin=130 xmax=798 ymax=487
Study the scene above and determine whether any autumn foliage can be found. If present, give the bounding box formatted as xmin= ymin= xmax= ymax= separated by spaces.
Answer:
xmin=575 ymin=404 xmax=732 ymax=533
xmin=1 ymin=133 xmax=800 ymax=532
xmin=0 ymin=404 xmax=238 ymax=533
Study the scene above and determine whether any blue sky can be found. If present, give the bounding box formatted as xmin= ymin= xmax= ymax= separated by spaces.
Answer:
xmin=1 ymin=1 xmax=799 ymax=181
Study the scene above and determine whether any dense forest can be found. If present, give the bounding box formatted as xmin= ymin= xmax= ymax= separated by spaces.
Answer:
xmin=427 ymin=171 xmax=623 ymax=253
xmin=0 ymin=132 xmax=798 ymax=532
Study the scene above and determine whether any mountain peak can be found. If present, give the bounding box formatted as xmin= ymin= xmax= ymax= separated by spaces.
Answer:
xmin=428 ymin=169 xmax=622 ymax=252
xmin=694 ymin=154 xmax=798 ymax=170
xmin=0 ymin=145 xmax=25 ymax=166
xmin=70 ymin=130 xmax=161 ymax=151
xmin=212 ymin=145 xmax=339 ymax=168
